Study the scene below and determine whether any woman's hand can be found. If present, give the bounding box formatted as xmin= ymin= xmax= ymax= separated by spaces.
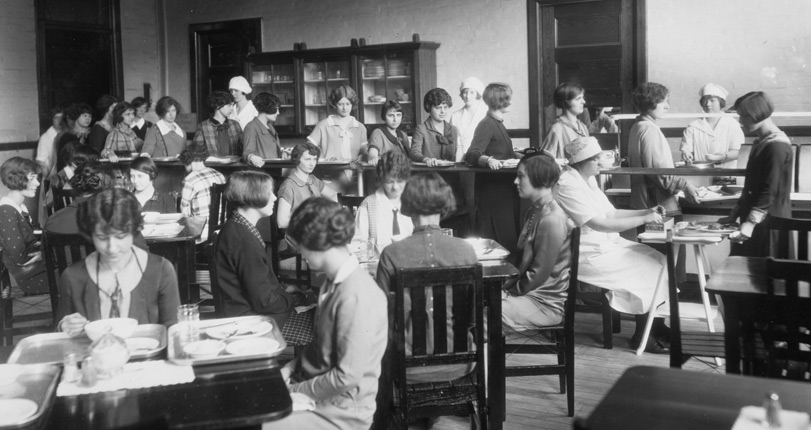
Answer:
xmin=683 ymin=184 xmax=701 ymax=205
xmin=424 ymin=158 xmax=438 ymax=167
xmin=247 ymin=154 xmax=265 ymax=167
xmin=140 ymin=153 xmax=151 ymax=158
xmin=487 ymin=157 xmax=502 ymax=170
xmin=681 ymin=151 xmax=694 ymax=164
xmin=643 ymin=211 xmax=663 ymax=224
xmin=60 ymin=313 xmax=89 ymax=337
xmin=651 ymin=205 xmax=667 ymax=217
xmin=23 ymin=252 xmax=42 ymax=266
xmin=108 ymin=153 xmax=119 ymax=163
xmin=367 ymin=148 xmax=379 ymax=166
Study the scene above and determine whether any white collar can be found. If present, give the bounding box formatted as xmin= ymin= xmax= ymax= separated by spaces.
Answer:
xmin=157 ymin=119 xmax=185 ymax=138
xmin=333 ymin=254 xmax=360 ymax=285
xmin=374 ymin=188 xmax=400 ymax=210
xmin=326 ymin=115 xmax=360 ymax=129
xmin=0 ymin=196 xmax=26 ymax=214
xmin=133 ymin=117 xmax=146 ymax=129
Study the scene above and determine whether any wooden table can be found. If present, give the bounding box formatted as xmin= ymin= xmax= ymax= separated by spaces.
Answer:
xmin=586 ymin=366 xmax=811 ymax=430
xmin=145 ymin=216 xmax=205 ymax=304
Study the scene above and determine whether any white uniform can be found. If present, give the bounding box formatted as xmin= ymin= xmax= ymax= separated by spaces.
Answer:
xmin=680 ymin=116 xmax=744 ymax=169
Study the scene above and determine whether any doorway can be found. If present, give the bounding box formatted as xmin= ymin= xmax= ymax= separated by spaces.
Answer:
xmin=189 ymin=19 xmax=262 ymax=117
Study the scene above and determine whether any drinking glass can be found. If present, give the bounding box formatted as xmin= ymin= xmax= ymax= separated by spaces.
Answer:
xmin=177 ymin=304 xmax=200 ymax=343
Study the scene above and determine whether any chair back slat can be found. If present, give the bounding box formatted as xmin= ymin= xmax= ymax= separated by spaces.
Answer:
xmin=409 ymin=287 xmax=428 ymax=356
xmin=564 ymin=227 xmax=581 ymax=330
xmin=337 ymin=194 xmax=364 ymax=217
xmin=431 ymin=285 xmax=448 ymax=354
xmin=51 ymin=186 xmax=75 ymax=214
xmin=207 ymin=183 xmax=229 ymax=240
xmin=768 ymin=216 xmax=811 ymax=261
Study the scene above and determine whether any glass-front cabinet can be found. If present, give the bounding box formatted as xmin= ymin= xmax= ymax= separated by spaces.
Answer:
xmin=244 ymin=41 xmax=438 ymax=137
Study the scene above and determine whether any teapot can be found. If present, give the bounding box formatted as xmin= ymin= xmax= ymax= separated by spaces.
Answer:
xmin=599 ymin=149 xmax=620 ymax=168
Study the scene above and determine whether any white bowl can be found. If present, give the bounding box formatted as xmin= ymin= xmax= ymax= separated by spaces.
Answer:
xmin=705 ymin=153 xmax=725 ymax=163
xmin=84 ymin=318 xmax=138 ymax=341
xmin=0 ymin=364 xmax=24 ymax=386
xmin=183 ymin=340 xmax=226 ymax=359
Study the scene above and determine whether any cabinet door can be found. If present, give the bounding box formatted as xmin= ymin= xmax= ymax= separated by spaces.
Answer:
xmin=248 ymin=62 xmax=297 ymax=135
xmin=358 ymin=52 xmax=416 ymax=133
xmin=302 ymin=59 xmax=351 ymax=132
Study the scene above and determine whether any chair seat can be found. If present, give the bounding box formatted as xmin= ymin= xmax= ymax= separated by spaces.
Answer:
xmin=680 ymin=331 xmax=725 ymax=359
xmin=405 ymin=373 xmax=478 ymax=409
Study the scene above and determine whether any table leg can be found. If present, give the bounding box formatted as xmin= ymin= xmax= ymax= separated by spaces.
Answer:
xmin=692 ymin=245 xmax=715 ymax=333
xmin=484 ymin=278 xmax=504 ymax=430
xmin=724 ymin=296 xmax=741 ymax=374
xmin=636 ymin=263 xmax=667 ymax=356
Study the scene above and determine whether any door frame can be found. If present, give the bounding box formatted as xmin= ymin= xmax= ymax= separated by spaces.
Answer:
xmin=526 ymin=0 xmax=646 ymax=146
xmin=189 ymin=18 xmax=262 ymax=116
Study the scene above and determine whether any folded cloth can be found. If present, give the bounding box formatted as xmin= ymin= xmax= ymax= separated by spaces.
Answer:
xmin=732 ymin=405 xmax=810 ymax=430
xmin=57 ymin=360 xmax=195 ymax=397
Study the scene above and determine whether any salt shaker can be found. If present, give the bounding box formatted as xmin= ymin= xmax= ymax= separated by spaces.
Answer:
xmin=80 ymin=356 xmax=98 ymax=387
xmin=763 ymin=391 xmax=782 ymax=428
xmin=62 ymin=353 xmax=79 ymax=383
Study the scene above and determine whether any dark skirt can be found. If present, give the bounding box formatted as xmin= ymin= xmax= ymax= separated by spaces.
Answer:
xmin=474 ymin=174 xmax=520 ymax=256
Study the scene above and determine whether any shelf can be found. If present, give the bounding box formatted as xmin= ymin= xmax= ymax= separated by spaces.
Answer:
xmin=281 ymin=105 xmax=295 ymax=108
xmin=274 ymin=80 xmax=294 ymax=84
xmin=306 ymin=104 xmax=327 ymax=107
xmin=387 ymin=75 xmax=411 ymax=79
xmin=327 ymin=78 xmax=348 ymax=82
xmin=304 ymin=80 xmax=325 ymax=83
xmin=363 ymin=77 xmax=384 ymax=80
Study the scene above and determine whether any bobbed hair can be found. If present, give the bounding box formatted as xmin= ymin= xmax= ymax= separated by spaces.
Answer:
xmin=77 ymin=188 xmax=143 ymax=241
xmin=155 ymin=96 xmax=182 ymax=118
xmin=423 ymin=88 xmax=453 ymax=113
xmin=401 ymin=172 xmax=456 ymax=219
xmin=179 ymin=143 xmax=209 ymax=165
xmin=112 ymin=102 xmax=134 ymax=126
xmin=733 ymin=91 xmax=774 ymax=124
xmin=253 ymin=92 xmax=281 ymax=115
xmin=70 ymin=161 xmax=115 ymax=195
xmin=483 ymin=83 xmax=512 ymax=111
xmin=130 ymin=157 xmax=159 ymax=181
xmin=130 ymin=97 xmax=148 ymax=110
xmin=380 ymin=100 xmax=403 ymax=121
xmin=208 ymin=91 xmax=234 ymax=113
xmin=65 ymin=103 xmax=93 ymax=122
xmin=95 ymin=95 xmax=118 ymax=120
xmin=287 ymin=197 xmax=355 ymax=251
xmin=67 ymin=144 xmax=99 ymax=169
xmin=376 ymin=151 xmax=411 ymax=183
xmin=327 ymin=85 xmax=359 ymax=111
xmin=225 ymin=171 xmax=275 ymax=209
xmin=0 ymin=157 xmax=40 ymax=191
xmin=290 ymin=142 xmax=321 ymax=166
xmin=632 ymin=82 xmax=669 ymax=114
xmin=518 ymin=152 xmax=560 ymax=188
xmin=553 ymin=82 xmax=585 ymax=109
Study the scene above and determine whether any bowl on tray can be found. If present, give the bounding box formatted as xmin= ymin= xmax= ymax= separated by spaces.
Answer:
xmin=84 ymin=318 xmax=138 ymax=341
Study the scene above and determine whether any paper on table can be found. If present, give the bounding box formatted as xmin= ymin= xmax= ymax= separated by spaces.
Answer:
xmin=731 ymin=406 xmax=810 ymax=430
xmin=56 ymin=361 xmax=194 ymax=396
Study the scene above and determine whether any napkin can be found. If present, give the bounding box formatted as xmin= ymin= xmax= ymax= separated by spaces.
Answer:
xmin=57 ymin=361 xmax=195 ymax=397
xmin=731 ymin=405 xmax=810 ymax=430
xmin=290 ymin=392 xmax=316 ymax=412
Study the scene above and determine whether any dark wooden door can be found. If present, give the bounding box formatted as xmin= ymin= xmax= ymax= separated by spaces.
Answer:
xmin=190 ymin=19 xmax=262 ymax=117
xmin=528 ymin=0 xmax=645 ymax=146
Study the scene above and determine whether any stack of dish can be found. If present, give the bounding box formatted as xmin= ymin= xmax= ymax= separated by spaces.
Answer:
xmin=387 ymin=59 xmax=407 ymax=76
xmin=364 ymin=60 xmax=385 ymax=78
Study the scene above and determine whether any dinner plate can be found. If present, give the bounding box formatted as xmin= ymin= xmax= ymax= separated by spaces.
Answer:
xmin=318 ymin=160 xmax=351 ymax=166
xmin=142 ymin=223 xmax=184 ymax=238
xmin=126 ymin=337 xmax=160 ymax=352
xmin=143 ymin=212 xmax=183 ymax=224
xmin=205 ymin=156 xmax=240 ymax=164
xmin=151 ymin=156 xmax=178 ymax=162
xmin=183 ymin=340 xmax=226 ymax=359
xmin=411 ymin=161 xmax=456 ymax=167
xmin=205 ymin=321 xmax=273 ymax=340
xmin=225 ymin=338 xmax=280 ymax=356
xmin=0 ymin=398 xmax=37 ymax=425
xmin=0 ymin=364 xmax=24 ymax=386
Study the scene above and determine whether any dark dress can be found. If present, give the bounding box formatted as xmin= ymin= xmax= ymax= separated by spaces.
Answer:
xmin=731 ymin=131 xmax=793 ymax=257
xmin=88 ymin=123 xmax=111 ymax=154
xmin=464 ymin=113 xmax=520 ymax=255
xmin=0 ymin=205 xmax=48 ymax=295
xmin=140 ymin=189 xmax=178 ymax=214
xmin=132 ymin=120 xmax=153 ymax=142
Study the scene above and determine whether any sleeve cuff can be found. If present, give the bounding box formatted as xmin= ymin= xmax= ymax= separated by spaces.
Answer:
xmin=747 ymin=208 xmax=767 ymax=224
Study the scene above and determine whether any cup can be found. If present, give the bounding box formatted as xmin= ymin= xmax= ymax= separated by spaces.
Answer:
xmin=177 ymin=304 xmax=199 ymax=343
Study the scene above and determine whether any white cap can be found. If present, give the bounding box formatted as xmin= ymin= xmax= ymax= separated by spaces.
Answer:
xmin=699 ymin=83 xmax=728 ymax=100
xmin=229 ymin=76 xmax=252 ymax=94
xmin=565 ymin=136 xmax=602 ymax=164
xmin=460 ymin=77 xmax=484 ymax=95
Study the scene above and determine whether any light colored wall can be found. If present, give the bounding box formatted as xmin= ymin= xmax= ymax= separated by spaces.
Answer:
xmin=0 ymin=0 xmax=39 ymax=144
xmin=121 ymin=0 xmax=163 ymax=107
xmin=648 ymin=0 xmax=811 ymax=128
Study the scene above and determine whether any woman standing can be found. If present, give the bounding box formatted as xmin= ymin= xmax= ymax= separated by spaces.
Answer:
xmin=0 ymin=158 xmax=48 ymax=296
xmin=628 ymin=82 xmax=699 ymax=215
xmin=88 ymin=95 xmax=118 ymax=153
xmin=556 ymin=136 xmax=671 ymax=353
xmin=101 ymin=102 xmax=144 ymax=162
xmin=464 ymin=82 xmax=521 ymax=254
xmin=129 ymin=157 xmax=177 ymax=213
xmin=141 ymin=96 xmax=186 ymax=158
xmin=54 ymin=103 xmax=93 ymax=173
xmin=541 ymin=82 xmax=590 ymax=160
xmin=264 ymin=198 xmax=387 ymax=430
xmin=228 ymin=76 xmax=258 ymax=132
xmin=307 ymin=85 xmax=367 ymax=162
xmin=56 ymin=188 xmax=180 ymax=334
xmin=410 ymin=88 xmax=459 ymax=166
xmin=130 ymin=97 xmax=154 ymax=142
xmin=450 ymin=77 xmax=487 ymax=161
xmin=242 ymin=92 xmax=283 ymax=166
xmin=722 ymin=91 xmax=792 ymax=257
xmin=680 ymin=83 xmax=743 ymax=169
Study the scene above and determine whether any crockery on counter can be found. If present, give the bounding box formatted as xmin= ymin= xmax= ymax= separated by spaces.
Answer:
xmin=183 ymin=340 xmax=226 ymax=359
xmin=0 ymin=398 xmax=38 ymax=425
xmin=225 ymin=338 xmax=281 ymax=356
xmin=142 ymin=223 xmax=184 ymax=239
xmin=0 ymin=364 xmax=24 ymax=386
xmin=143 ymin=212 xmax=183 ymax=224
xmin=205 ymin=320 xmax=273 ymax=340
xmin=84 ymin=318 xmax=138 ymax=342
xmin=125 ymin=337 xmax=160 ymax=352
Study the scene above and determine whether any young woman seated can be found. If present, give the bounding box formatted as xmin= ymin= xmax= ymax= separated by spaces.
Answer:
xmin=276 ymin=142 xmax=336 ymax=229
xmin=0 ymin=157 xmax=48 ymax=296
xmin=376 ymin=172 xmax=477 ymax=382
xmin=353 ymin=151 xmax=413 ymax=252
xmin=129 ymin=157 xmax=177 ymax=213
xmin=212 ymin=171 xmax=316 ymax=343
xmin=264 ymin=197 xmax=387 ymax=430
xmin=555 ymin=136 xmax=670 ymax=353
xmin=57 ymin=188 xmax=181 ymax=335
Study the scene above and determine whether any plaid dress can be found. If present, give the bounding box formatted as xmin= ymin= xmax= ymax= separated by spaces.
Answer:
xmin=192 ymin=118 xmax=243 ymax=156
xmin=180 ymin=167 xmax=225 ymax=219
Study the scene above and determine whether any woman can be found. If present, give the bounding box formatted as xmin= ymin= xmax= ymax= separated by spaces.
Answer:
xmin=54 ymin=103 xmax=93 ymax=173
xmin=367 ymin=100 xmax=411 ymax=165
xmin=101 ymin=102 xmax=144 ymax=162
xmin=192 ymin=91 xmax=243 ymax=157
xmin=0 ymin=158 xmax=48 ymax=296
xmin=35 ymin=106 xmax=65 ymax=177
xmin=410 ymin=88 xmax=459 ymax=166
xmin=504 ymin=152 xmax=572 ymax=330
xmin=242 ymin=92 xmax=283 ymax=166
xmin=556 ymin=136 xmax=671 ymax=353
xmin=130 ymin=97 xmax=154 ymax=142
xmin=56 ymin=188 xmax=181 ymax=335
xmin=450 ymin=77 xmax=487 ymax=161
xmin=88 ymin=95 xmax=118 ymax=153
xmin=213 ymin=171 xmax=316 ymax=341
xmin=141 ymin=96 xmax=186 ymax=158
xmin=276 ymin=142 xmax=335 ymax=229
xmin=264 ymin=198 xmax=387 ymax=430
xmin=45 ymin=161 xmax=115 ymax=236
xmin=722 ymin=91 xmax=792 ymax=257
xmin=376 ymin=172 xmax=477 ymax=382
xmin=129 ymin=157 xmax=177 ymax=213
xmin=353 ymin=151 xmax=413 ymax=250
xmin=541 ymin=82 xmax=590 ymax=160
xmin=228 ymin=75 xmax=258 ymax=132
xmin=307 ymin=85 xmax=367 ymax=162
xmin=54 ymin=144 xmax=98 ymax=190
xmin=464 ymin=82 xmax=521 ymax=254
xmin=628 ymin=82 xmax=699 ymax=215
xmin=680 ymin=83 xmax=743 ymax=169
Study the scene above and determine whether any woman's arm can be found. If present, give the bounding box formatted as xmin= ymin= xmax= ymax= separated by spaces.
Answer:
xmin=0 ymin=208 xmax=33 ymax=266
xmin=515 ymin=215 xmax=568 ymax=296
xmin=540 ymin=124 xmax=564 ymax=159
xmin=231 ymin=235 xmax=297 ymax=314
xmin=141 ymin=127 xmax=158 ymax=157
xmin=586 ymin=210 xmax=661 ymax=234
xmin=409 ymin=126 xmax=429 ymax=162
xmin=680 ymin=125 xmax=695 ymax=163
xmin=638 ymin=126 xmax=698 ymax=202
xmin=276 ymin=199 xmax=293 ymax=229
xmin=353 ymin=199 xmax=371 ymax=245
xmin=465 ymin=119 xmax=496 ymax=167
xmin=157 ymin=258 xmax=181 ymax=327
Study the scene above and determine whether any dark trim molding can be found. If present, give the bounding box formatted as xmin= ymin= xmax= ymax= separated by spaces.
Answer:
xmin=0 ymin=141 xmax=38 ymax=152
xmin=508 ymin=129 xmax=533 ymax=139
xmin=661 ymin=126 xmax=811 ymax=138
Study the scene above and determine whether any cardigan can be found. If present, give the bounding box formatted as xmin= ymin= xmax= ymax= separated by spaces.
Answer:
xmin=56 ymin=252 xmax=180 ymax=326
xmin=410 ymin=120 xmax=459 ymax=163
xmin=627 ymin=116 xmax=689 ymax=213
xmin=241 ymin=117 xmax=282 ymax=161
xmin=213 ymin=218 xmax=299 ymax=327
xmin=464 ymin=112 xmax=516 ymax=166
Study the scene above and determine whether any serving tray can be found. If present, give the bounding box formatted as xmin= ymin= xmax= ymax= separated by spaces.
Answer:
xmin=0 ymin=364 xmax=60 ymax=430
xmin=167 ymin=316 xmax=286 ymax=366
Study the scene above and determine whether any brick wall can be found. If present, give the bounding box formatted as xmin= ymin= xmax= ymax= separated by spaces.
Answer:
xmin=0 ymin=0 xmax=38 ymax=144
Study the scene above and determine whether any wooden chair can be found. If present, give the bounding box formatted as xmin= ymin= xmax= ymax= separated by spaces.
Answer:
xmin=337 ymin=193 xmax=364 ymax=217
xmin=41 ymin=232 xmax=96 ymax=324
xmin=386 ymin=264 xmax=487 ymax=429
xmin=204 ymin=232 xmax=226 ymax=319
xmin=502 ymin=226 xmax=580 ymax=417
xmin=574 ymin=284 xmax=620 ymax=349
xmin=0 ymin=249 xmax=54 ymax=345
xmin=207 ymin=183 xmax=230 ymax=241
xmin=768 ymin=215 xmax=811 ymax=260
xmin=51 ymin=186 xmax=75 ymax=214
xmin=665 ymin=234 xmax=726 ymax=369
